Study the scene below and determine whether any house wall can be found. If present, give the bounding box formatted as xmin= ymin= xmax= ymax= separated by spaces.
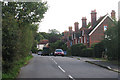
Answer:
xmin=37 ymin=44 xmax=45 ymax=50
xmin=89 ymin=17 xmax=114 ymax=47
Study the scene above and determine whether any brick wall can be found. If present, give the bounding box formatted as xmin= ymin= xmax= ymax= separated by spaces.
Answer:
xmin=89 ymin=16 xmax=114 ymax=46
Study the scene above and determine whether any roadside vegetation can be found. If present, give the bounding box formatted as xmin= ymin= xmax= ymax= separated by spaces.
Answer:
xmin=2 ymin=2 xmax=48 ymax=79
xmin=2 ymin=54 xmax=33 ymax=79
xmin=35 ymin=29 xmax=64 ymax=54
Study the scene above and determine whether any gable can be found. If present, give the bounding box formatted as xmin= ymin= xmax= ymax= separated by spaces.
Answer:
xmin=89 ymin=15 xmax=114 ymax=36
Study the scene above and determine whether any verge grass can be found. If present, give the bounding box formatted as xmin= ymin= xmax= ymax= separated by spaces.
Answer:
xmin=2 ymin=54 xmax=33 ymax=79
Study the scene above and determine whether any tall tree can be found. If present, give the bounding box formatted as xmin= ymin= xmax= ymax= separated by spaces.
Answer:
xmin=48 ymin=29 xmax=61 ymax=43
xmin=2 ymin=2 xmax=48 ymax=72
xmin=104 ymin=21 xmax=118 ymax=60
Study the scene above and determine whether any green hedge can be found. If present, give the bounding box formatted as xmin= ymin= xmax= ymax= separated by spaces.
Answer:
xmin=82 ymin=48 xmax=94 ymax=57
xmin=2 ymin=54 xmax=33 ymax=79
xmin=70 ymin=44 xmax=86 ymax=56
xmin=93 ymin=42 xmax=105 ymax=58
xmin=68 ymin=42 xmax=105 ymax=58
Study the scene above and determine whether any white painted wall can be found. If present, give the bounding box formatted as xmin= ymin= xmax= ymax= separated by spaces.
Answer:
xmin=37 ymin=44 xmax=45 ymax=50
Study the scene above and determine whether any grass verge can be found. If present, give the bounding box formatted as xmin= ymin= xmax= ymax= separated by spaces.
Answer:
xmin=91 ymin=57 xmax=107 ymax=61
xmin=77 ymin=58 xmax=80 ymax=60
xmin=2 ymin=54 xmax=33 ymax=79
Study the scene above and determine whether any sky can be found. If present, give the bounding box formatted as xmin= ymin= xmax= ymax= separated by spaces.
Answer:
xmin=38 ymin=0 xmax=120 ymax=33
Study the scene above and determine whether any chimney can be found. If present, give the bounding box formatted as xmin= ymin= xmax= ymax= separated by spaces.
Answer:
xmin=69 ymin=26 xmax=72 ymax=31
xmin=111 ymin=10 xmax=116 ymax=20
xmin=82 ymin=17 xmax=87 ymax=27
xmin=91 ymin=10 xmax=97 ymax=27
xmin=74 ymin=22 xmax=79 ymax=32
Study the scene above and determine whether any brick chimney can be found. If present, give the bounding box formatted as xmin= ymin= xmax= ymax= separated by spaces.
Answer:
xmin=69 ymin=26 xmax=72 ymax=31
xmin=82 ymin=17 xmax=87 ymax=27
xmin=111 ymin=10 xmax=116 ymax=20
xmin=74 ymin=22 xmax=79 ymax=32
xmin=69 ymin=26 xmax=73 ymax=36
xmin=91 ymin=10 xmax=97 ymax=27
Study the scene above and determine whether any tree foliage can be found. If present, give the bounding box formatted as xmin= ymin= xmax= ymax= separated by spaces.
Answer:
xmin=48 ymin=29 xmax=60 ymax=34
xmin=104 ymin=21 xmax=118 ymax=60
xmin=48 ymin=29 xmax=61 ymax=43
xmin=49 ymin=40 xmax=67 ymax=53
xmin=2 ymin=2 xmax=48 ymax=73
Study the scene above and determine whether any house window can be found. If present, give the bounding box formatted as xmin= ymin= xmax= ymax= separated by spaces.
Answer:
xmin=72 ymin=34 xmax=73 ymax=40
xmin=81 ymin=37 xmax=83 ymax=43
xmin=82 ymin=30 xmax=84 ymax=36
xmin=70 ymin=41 xmax=72 ymax=46
xmin=104 ymin=25 xmax=108 ymax=31
xmin=87 ymin=37 xmax=89 ymax=43
xmin=75 ymin=39 xmax=77 ymax=44
xmin=84 ymin=37 xmax=86 ymax=43
xmin=74 ymin=33 xmax=76 ymax=39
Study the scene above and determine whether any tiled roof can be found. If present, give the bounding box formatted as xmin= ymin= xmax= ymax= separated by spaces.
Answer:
xmin=89 ymin=14 xmax=114 ymax=36
xmin=39 ymin=39 xmax=49 ymax=44
xmin=88 ymin=15 xmax=106 ymax=34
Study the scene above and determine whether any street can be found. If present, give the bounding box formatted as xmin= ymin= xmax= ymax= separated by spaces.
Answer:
xmin=18 ymin=54 xmax=118 ymax=80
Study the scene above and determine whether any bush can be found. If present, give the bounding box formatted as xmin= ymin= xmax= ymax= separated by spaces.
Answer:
xmin=93 ymin=41 xmax=105 ymax=58
xmin=2 ymin=54 xmax=33 ymax=78
xmin=49 ymin=40 xmax=67 ymax=53
xmin=66 ymin=48 xmax=72 ymax=56
xmin=70 ymin=44 xmax=86 ymax=56
xmin=82 ymin=48 xmax=94 ymax=57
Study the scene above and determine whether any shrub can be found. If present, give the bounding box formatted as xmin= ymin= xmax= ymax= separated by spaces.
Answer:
xmin=70 ymin=44 xmax=86 ymax=56
xmin=93 ymin=41 xmax=105 ymax=58
xmin=66 ymin=48 xmax=72 ymax=56
xmin=82 ymin=48 xmax=94 ymax=57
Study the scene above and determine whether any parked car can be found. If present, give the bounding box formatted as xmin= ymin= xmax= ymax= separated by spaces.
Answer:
xmin=38 ymin=51 xmax=42 ymax=55
xmin=54 ymin=49 xmax=64 ymax=56
xmin=41 ymin=47 xmax=50 ymax=56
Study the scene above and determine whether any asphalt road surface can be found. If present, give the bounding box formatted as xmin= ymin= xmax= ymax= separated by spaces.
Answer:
xmin=18 ymin=54 xmax=118 ymax=80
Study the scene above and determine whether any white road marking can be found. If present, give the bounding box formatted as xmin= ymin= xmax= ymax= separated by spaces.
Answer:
xmin=54 ymin=60 xmax=57 ymax=64
xmin=58 ymin=66 xmax=66 ymax=73
xmin=52 ymin=58 xmax=53 ymax=61
xmin=68 ymin=75 xmax=75 ymax=80
xmin=50 ymin=57 xmax=58 ymax=64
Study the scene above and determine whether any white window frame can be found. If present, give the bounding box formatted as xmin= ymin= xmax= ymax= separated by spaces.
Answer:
xmin=84 ymin=36 xmax=86 ymax=43
xmin=81 ymin=37 xmax=83 ymax=43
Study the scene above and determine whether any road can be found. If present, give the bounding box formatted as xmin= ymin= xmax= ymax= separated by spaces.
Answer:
xmin=18 ymin=54 xmax=118 ymax=80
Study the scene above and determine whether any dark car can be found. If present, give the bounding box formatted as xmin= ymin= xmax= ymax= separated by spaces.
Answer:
xmin=41 ymin=47 xmax=50 ymax=56
xmin=38 ymin=51 xmax=42 ymax=55
xmin=54 ymin=49 xmax=64 ymax=56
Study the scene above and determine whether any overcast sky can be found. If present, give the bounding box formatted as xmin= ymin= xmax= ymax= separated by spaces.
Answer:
xmin=38 ymin=0 xmax=120 ymax=33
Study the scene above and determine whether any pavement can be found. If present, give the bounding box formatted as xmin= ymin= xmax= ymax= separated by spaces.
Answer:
xmin=71 ymin=56 xmax=120 ymax=73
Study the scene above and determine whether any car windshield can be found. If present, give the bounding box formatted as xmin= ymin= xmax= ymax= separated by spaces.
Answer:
xmin=55 ymin=49 xmax=62 ymax=52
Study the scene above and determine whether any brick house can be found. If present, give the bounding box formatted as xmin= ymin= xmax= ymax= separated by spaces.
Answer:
xmin=63 ymin=10 xmax=115 ymax=47
xmin=37 ymin=39 xmax=49 ymax=50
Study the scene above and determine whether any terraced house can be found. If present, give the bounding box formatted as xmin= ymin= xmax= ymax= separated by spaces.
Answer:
xmin=62 ymin=10 xmax=116 ymax=47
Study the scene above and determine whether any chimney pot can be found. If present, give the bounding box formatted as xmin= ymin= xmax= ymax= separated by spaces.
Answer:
xmin=111 ymin=10 xmax=116 ymax=20
xmin=74 ymin=22 xmax=79 ymax=32
xmin=82 ymin=17 xmax=87 ymax=27
xmin=91 ymin=9 xmax=97 ymax=27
